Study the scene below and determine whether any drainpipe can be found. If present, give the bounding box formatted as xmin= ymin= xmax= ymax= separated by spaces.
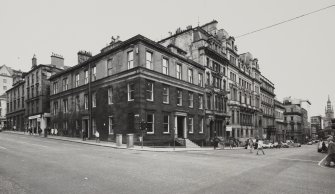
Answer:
xmin=88 ymin=63 xmax=91 ymax=139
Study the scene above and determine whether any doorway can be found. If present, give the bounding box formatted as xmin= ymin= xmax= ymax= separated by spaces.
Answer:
xmin=82 ymin=119 xmax=89 ymax=138
xmin=177 ymin=116 xmax=184 ymax=138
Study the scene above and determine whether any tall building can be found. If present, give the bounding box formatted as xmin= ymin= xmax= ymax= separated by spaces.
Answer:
xmin=49 ymin=35 xmax=206 ymax=145
xmin=260 ymin=75 xmax=275 ymax=140
xmin=159 ymin=20 xmax=264 ymax=142
xmin=324 ymin=95 xmax=334 ymax=129
xmin=6 ymin=54 xmax=63 ymax=132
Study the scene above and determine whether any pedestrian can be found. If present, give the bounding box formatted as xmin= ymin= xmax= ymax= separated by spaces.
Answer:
xmin=82 ymin=129 xmax=86 ymax=141
xmin=325 ymin=136 xmax=335 ymax=167
xmin=229 ymin=138 xmax=234 ymax=149
xmin=249 ymin=138 xmax=254 ymax=153
xmin=51 ymin=128 xmax=54 ymax=136
xmin=38 ymin=127 xmax=42 ymax=136
xmin=322 ymin=141 xmax=327 ymax=153
xmin=95 ymin=130 xmax=100 ymax=143
xmin=54 ymin=128 xmax=58 ymax=136
xmin=256 ymin=139 xmax=265 ymax=155
xmin=213 ymin=137 xmax=219 ymax=150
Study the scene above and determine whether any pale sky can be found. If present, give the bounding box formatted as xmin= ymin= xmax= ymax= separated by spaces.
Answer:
xmin=1 ymin=0 xmax=335 ymax=117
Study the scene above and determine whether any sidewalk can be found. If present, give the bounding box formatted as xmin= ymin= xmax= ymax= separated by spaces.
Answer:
xmin=2 ymin=130 xmax=243 ymax=152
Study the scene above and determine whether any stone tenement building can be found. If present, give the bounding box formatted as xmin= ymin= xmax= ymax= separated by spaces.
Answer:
xmin=6 ymin=54 xmax=63 ymax=132
xmin=49 ymin=35 xmax=207 ymax=145
xmin=260 ymin=75 xmax=275 ymax=140
xmin=274 ymin=99 xmax=286 ymax=142
xmin=159 ymin=20 xmax=267 ymax=141
xmin=282 ymin=98 xmax=309 ymax=143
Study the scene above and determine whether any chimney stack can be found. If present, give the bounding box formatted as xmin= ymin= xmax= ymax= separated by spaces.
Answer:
xmin=32 ymin=54 xmax=37 ymax=69
xmin=77 ymin=50 xmax=92 ymax=64
xmin=50 ymin=53 xmax=64 ymax=69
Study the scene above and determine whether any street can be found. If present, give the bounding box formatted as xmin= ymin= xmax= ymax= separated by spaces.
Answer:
xmin=0 ymin=133 xmax=334 ymax=194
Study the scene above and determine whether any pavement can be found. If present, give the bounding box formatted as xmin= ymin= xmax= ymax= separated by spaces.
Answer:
xmin=0 ymin=132 xmax=334 ymax=194
xmin=1 ymin=130 xmax=244 ymax=152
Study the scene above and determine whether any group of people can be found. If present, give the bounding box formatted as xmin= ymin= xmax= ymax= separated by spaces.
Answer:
xmin=246 ymin=138 xmax=265 ymax=155
xmin=26 ymin=127 xmax=42 ymax=136
xmin=81 ymin=129 xmax=100 ymax=143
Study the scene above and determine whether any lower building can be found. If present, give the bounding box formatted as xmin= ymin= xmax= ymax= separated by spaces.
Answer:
xmin=274 ymin=99 xmax=286 ymax=142
xmin=0 ymin=94 xmax=7 ymax=129
xmin=49 ymin=35 xmax=208 ymax=146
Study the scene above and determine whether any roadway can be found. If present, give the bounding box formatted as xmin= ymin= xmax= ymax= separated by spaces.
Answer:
xmin=0 ymin=133 xmax=334 ymax=194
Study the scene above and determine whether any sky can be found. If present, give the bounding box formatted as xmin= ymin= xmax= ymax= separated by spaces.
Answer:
xmin=1 ymin=0 xmax=335 ymax=117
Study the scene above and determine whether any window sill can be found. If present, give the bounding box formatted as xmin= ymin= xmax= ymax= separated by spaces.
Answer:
xmin=147 ymin=132 xmax=154 ymax=135
xmin=163 ymin=132 xmax=170 ymax=134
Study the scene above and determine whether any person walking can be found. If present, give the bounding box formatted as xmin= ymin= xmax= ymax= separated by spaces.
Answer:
xmin=249 ymin=138 xmax=254 ymax=153
xmin=82 ymin=129 xmax=86 ymax=141
xmin=95 ymin=130 xmax=100 ymax=143
xmin=229 ymin=138 xmax=234 ymax=149
xmin=325 ymin=136 xmax=335 ymax=167
xmin=256 ymin=139 xmax=265 ymax=155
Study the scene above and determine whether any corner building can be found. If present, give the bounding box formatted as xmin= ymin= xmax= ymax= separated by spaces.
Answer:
xmin=49 ymin=35 xmax=206 ymax=145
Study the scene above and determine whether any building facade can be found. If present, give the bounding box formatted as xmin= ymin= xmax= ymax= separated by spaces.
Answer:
xmin=159 ymin=21 xmax=230 ymax=141
xmin=6 ymin=54 xmax=63 ymax=133
xmin=274 ymin=99 xmax=286 ymax=142
xmin=0 ymin=94 xmax=7 ymax=128
xmin=283 ymin=98 xmax=305 ymax=143
xmin=159 ymin=20 xmax=265 ymax=142
xmin=310 ymin=116 xmax=322 ymax=139
xmin=49 ymin=35 xmax=207 ymax=145
xmin=260 ymin=75 xmax=275 ymax=140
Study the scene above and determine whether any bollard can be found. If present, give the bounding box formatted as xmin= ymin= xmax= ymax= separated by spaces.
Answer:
xmin=127 ymin=134 xmax=134 ymax=148
xmin=116 ymin=134 xmax=122 ymax=146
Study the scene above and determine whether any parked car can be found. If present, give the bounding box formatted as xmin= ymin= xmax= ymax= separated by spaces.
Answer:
xmin=286 ymin=140 xmax=301 ymax=147
xmin=313 ymin=140 xmax=320 ymax=144
xmin=273 ymin=142 xmax=281 ymax=148
xmin=317 ymin=140 xmax=328 ymax=152
xmin=307 ymin=141 xmax=313 ymax=145
xmin=281 ymin=141 xmax=289 ymax=148
xmin=263 ymin=140 xmax=273 ymax=149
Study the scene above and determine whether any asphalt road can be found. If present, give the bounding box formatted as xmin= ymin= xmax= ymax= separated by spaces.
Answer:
xmin=0 ymin=133 xmax=334 ymax=194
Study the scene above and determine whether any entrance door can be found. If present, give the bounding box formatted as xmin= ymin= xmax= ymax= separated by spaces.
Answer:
xmin=209 ymin=120 xmax=214 ymax=138
xmin=177 ymin=116 xmax=184 ymax=138
xmin=82 ymin=119 xmax=89 ymax=138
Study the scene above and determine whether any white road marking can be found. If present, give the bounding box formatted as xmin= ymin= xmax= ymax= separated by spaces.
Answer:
xmin=278 ymin=157 xmax=319 ymax=163
xmin=317 ymin=155 xmax=335 ymax=169
xmin=18 ymin=141 xmax=48 ymax=148
xmin=0 ymin=146 xmax=7 ymax=150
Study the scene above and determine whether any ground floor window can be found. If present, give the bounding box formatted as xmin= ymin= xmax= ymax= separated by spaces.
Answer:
xmin=146 ymin=113 xmax=154 ymax=134
xmin=188 ymin=117 xmax=193 ymax=133
xmin=199 ymin=117 xmax=204 ymax=133
xmin=163 ymin=115 xmax=169 ymax=133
